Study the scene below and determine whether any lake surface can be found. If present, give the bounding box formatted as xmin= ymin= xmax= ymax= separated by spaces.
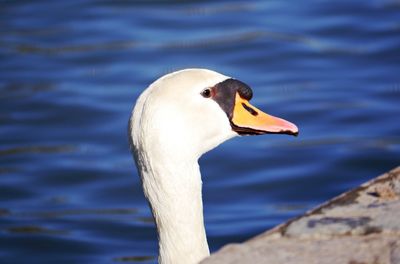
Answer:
xmin=1 ymin=0 xmax=399 ymax=263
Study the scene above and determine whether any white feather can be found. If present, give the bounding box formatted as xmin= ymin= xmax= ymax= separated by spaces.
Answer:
xmin=129 ymin=69 xmax=238 ymax=264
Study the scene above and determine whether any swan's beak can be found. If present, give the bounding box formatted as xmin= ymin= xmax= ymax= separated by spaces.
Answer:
xmin=231 ymin=93 xmax=299 ymax=136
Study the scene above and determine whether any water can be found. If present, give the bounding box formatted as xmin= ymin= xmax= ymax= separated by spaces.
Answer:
xmin=1 ymin=0 xmax=399 ymax=263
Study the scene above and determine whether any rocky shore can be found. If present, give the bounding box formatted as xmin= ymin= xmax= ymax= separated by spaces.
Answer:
xmin=202 ymin=166 xmax=400 ymax=264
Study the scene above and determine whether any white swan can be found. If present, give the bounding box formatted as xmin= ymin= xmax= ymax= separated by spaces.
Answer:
xmin=129 ymin=69 xmax=298 ymax=264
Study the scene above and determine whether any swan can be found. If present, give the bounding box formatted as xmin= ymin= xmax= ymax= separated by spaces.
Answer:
xmin=128 ymin=69 xmax=298 ymax=264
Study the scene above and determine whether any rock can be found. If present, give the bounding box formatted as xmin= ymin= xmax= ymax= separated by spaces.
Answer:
xmin=202 ymin=166 xmax=400 ymax=264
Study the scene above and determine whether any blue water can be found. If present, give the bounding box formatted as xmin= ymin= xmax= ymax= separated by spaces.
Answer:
xmin=1 ymin=0 xmax=399 ymax=263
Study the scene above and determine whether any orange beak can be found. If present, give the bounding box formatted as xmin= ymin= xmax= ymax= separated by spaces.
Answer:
xmin=231 ymin=93 xmax=299 ymax=136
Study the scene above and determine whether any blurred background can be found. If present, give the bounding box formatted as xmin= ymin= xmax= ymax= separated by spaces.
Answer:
xmin=0 ymin=0 xmax=399 ymax=263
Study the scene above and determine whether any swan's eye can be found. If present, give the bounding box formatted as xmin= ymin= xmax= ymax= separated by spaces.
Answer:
xmin=201 ymin=88 xmax=212 ymax=98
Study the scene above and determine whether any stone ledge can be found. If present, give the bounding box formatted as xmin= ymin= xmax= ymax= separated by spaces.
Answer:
xmin=202 ymin=166 xmax=400 ymax=264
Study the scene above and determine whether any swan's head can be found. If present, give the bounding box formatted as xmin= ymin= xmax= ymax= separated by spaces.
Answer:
xmin=130 ymin=69 xmax=298 ymax=162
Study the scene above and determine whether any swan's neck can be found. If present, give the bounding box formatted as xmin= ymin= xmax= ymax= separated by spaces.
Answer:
xmin=138 ymin=152 xmax=209 ymax=264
